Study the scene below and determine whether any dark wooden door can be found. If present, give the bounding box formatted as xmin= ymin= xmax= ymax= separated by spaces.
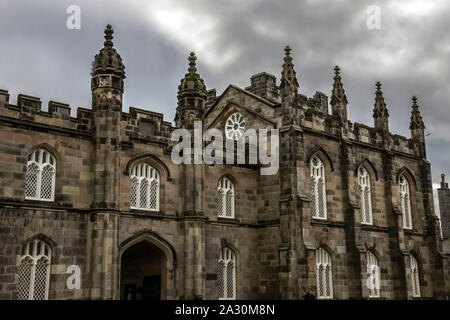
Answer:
xmin=142 ymin=276 xmax=161 ymax=300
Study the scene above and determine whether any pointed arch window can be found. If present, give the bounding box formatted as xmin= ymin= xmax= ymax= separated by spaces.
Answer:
xmin=358 ymin=167 xmax=373 ymax=225
xmin=410 ymin=255 xmax=421 ymax=298
xmin=17 ymin=239 xmax=51 ymax=300
xmin=399 ymin=175 xmax=412 ymax=229
xmin=311 ymin=157 xmax=327 ymax=219
xmin=217 ymin=177 xmax=235 ymax=218
xmin=316 ymin=248 xmax=333 ymax=299
xmin=367 ymin=251 xmax=381 ymax=298
xmin=218 ymin=247 xmax=236 ymax=300
xmin=130 ymin=163 xmax=160 ymax=211
xmin=25 ymin=149 xmax=56 ymax=201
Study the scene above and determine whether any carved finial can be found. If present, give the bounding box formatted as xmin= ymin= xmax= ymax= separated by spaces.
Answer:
xmin=188 ymin=52 xmax=197 ymax=74
xmin=284 ymin=46 xmax=291 ymax=56
xmin=331 ymin=65 xmax=348 ymax=105
xmin=373 ymin=81 xmax=388 ymax=117
xmin=91 ymin=24 xmax=125 ymax=79
xmin=334 ymin=65 xmax=340 ymax=76
xmin=104 ymin=24 xmax=114 ymax=47
xmin=373 ymin=81 xmax=389 ymax=131
xmin=178 ymin=52 xmax=206 ymax=94
xmin=410 ymin=96 xmax=425 ymax=130
xmin=176 ymin=52 xmax=207 ymax=127
xmin=281 ymin=45 xmax=299 ymax=89
xmin=376 ymin=81 xmax=382 ymax=92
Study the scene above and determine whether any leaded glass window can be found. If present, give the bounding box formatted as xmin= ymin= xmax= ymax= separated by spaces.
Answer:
xmin=17 ymin=239 xmax=51 ymax=300
xmin=130 ymin=163 xmax=160 ymax=211
xmin=25 ymin=149 xmax=56 ymax=201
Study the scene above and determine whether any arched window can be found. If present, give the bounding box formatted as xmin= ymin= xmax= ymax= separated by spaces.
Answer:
xmin=17 ymin=239 xmax=51 ymax=300
xmin=410 ymin=255 xmax=421 ymax=298
xmin=311 ymin=157 xmax=327 ymax=219
xmin=316 ymin=248 xmax=333 ymax=299
xmin=130 ymin=163 xmax=160 ymax=211
xmin=367 ymin=251 xmax=380 ymax=298
xmin=358 ymin=167 xmax=373 ymax=225
xmin=399 ymin=175 xmax=412 ymax=229
xmin=25 ymin=149 xmax=56 ymax=201
xmin=217 ymin=177 xmax=235 ymax=218
xmin=218 ymin=247 xmax=236 ymax=300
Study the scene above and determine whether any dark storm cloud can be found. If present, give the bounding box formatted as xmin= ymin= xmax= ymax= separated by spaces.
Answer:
xmin=0 ymin=0 xmax=448 ymax=213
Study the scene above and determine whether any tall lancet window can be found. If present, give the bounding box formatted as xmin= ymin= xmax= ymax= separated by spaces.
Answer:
xmin=311 ymin=157 xmax=327 ymax=219
xmin=17 ymin=239 xmax=52 ymax=300
xmin=218 ymin=247 xmax=236 ymax=300
xmin=25 ymin=149 xmax=56 ymax=201
xmin=316 ymin=248 xmax=333 ymax=299
xmin=358 ymin=167 xmax=373 ymax=225
xmin=217 ymin=177 xmax=235 ymax=218
xmin=399 ymin=175 xmax=412 ymax=229
xmin=130 ymin=163 xmax=160 ymax=211
xmin=410 ymin=255 xmax=421 ymax=297
xmin=367 ymin=251 xmax=381 ymax=298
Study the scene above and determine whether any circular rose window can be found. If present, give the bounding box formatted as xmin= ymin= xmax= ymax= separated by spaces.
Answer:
xmin=225 ymin=112 xmax=245 ymax=140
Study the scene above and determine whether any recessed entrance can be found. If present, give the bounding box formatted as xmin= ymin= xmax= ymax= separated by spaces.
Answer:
xmin=120 ymin=241 xmax=166 ymax=300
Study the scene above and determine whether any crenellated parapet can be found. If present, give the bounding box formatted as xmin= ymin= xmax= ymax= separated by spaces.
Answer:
xmin=0 ymin=89 xmax=93 ymax=135
xmin=0 ymin=88 xmax=177 ymax=148
xmin=122 ymin=107 xmax=173 ymax=144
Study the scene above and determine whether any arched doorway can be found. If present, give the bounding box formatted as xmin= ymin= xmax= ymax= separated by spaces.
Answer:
xmin=120 ymin=241 xmax=166 ymax=300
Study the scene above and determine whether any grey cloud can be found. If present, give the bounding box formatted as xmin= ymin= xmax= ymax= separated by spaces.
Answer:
xmin=0 ymin=0 xmax=448 ymax=213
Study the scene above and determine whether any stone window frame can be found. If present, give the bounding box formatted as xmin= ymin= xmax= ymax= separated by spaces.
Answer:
xmin=124 ymin=154 xmax=171 ymax=214
xmin=358 ymin=166 xmax=373 ymax=225
xmin=315 ymin=247 xmax=333 ymax=299
xmin=306 ymin=146 xmax=334 ymax=222
xmin=399 ymin=173 xmax=413 ymax=230
xmin=310 ymin=156 xmax=328 ymax=220
xmin=129 ymin=162 xmax=160 ymax=212
xmin=217 ymin=176 xmax=235 ymax=219
xmin=217 ymin=246 xmax=237 ymax=300
xmin=17 ymin=238 xmax=52 ymax=300
xmin=25 ymin=148 xmax=56 ymax=202
xmin=409 ymin=254 xmax=421 ymax=298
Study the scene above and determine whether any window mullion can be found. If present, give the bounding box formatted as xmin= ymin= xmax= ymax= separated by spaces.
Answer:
xmin=45 ymin=261 xmax=51 ymax=299
xmin=136 ymin=179 xmax=141 ymax=209
xmin=147 ymin=178 xmax=151 ymax=210
xmin=29 ymin=260 xmax=37 ymax=300
xmin=223 ymin=261 xmax=228 ymax=299
xmin=36 ymin=166 xmax=42 ymax=199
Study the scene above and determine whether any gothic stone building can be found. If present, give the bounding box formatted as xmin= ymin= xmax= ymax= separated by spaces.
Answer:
xmin=0 ymin=25 xmax=448 ymax=300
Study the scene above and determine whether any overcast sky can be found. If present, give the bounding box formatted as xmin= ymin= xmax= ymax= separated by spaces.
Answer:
xmin=0 ymin=0 xmax=448 ymax=215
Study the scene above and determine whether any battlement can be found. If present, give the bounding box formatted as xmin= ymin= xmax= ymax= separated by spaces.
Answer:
xmin=0 ymin=89 xmax=176 ymax=147
xmin=293 ymin=89 xmax=423 ymax=157
xmin=0 ymin=89 xmax=93 ymax=135
xmin=122 ymin=106 xmax=173 ymax=144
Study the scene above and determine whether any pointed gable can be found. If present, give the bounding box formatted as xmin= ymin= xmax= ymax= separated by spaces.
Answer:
xmin=204 ymin=84 xmax=278 ymax=129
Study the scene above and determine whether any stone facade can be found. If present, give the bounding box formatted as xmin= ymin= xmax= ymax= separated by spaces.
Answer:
xmin=0 ymin=26 xmax=448 ymax=300
xmin=438 ymin=175 xmax=450 ymax=253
